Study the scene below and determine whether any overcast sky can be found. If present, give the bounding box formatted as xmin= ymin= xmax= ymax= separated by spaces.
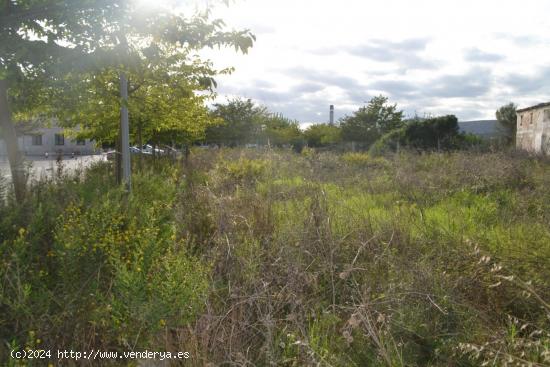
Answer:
xmin=196 ymin=0 xmax=550 ymax=124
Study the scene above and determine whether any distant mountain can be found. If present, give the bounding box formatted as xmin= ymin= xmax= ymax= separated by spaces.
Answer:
xmin=458 ymin=120 xmax=508 ymax=138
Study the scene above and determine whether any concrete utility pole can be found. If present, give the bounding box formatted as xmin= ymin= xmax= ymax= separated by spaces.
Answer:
xmin=329 ymin=105 xmax=335 ymax=125
xmin=0 ymin=79 xmax=26 ymax=202
xmin=120 ymin=72 xmax=131 ymax=192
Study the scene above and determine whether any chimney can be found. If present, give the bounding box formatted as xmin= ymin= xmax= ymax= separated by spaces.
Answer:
xmin=329 ymin=105 xmax=334 ymax=125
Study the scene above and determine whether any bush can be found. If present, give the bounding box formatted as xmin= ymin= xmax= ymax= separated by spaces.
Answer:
xmin=368 ymin=128 xmax=406 ymax=155
xmin=217 ymin=157 xmax=268 ymax=184
xmin=304 ymin=124 xmax=342 ymax=147
xmin=175 ymin=149 xmax=550 ymax=366
xmin=370 ymin=115 xmax=484 ymax=155
xmin=0 ymin=161 xmax=208 ymax=357
xmin=2 ymin=149 xmax=549 ymax=366
xmin=341 ymin=152 xmax=390 ymax=169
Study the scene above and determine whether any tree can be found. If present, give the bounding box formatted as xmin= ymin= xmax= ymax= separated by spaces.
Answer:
xmin=48 ymin=43 xmax=226 ymax=149
xmin=403 ymin=115 xmax=461 ymax=150
xmin=1 ymin=1 xmax=120 ymax=201
xmin=262 ymin=113 xmax=303 ymax=149
xmin=205 ymin=100 xmax=304 ymax=149
xmin=496 ymin=102 xmax=517 ymax=143
xmin=1 ymin=1 xmax=255 ymax=199
xmin=206 ymin=98 xmax=269 ymax=146
xmin=369 ymin=115 xmax=480 ymax=155
xmin=303 ymin=124 xmax=342 ymax=147
xmin=340 ymin=95 xmax=403 ymax=148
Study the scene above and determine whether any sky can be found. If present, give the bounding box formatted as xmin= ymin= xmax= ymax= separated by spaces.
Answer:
xmin=193 ymin=0 xmax=550 ymax=125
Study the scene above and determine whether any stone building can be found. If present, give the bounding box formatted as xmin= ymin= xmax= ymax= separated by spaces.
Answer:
xmin=516 ymin=102 xmax=550 ymax=154
xmin=0 ymin=124 xmax=98 ymax=156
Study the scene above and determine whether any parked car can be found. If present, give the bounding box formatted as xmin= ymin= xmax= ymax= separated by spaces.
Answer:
xmin=130 ymin=146 xmax=152 ymax=155
xmin=105 ymin=145 xmax=168 ymax=160
xmin=141 ymin=144 xmax=164 ymax=155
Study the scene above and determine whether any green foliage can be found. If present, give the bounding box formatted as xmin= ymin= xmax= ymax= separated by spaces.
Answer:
xmin=42 ymin=7 xmax=255 ymax=146
xmin=206 ymin=98 xmax=269 ymax=146
xmin=1 ymin=0 xmax=256 ymax=138
xmin=174 ymin=148 xmax=550 ymax=366
xmin=340 ymin=95 xmax=404 ymax=146
xmin=0 ymin=0 xmax=256 ymax=200
xmin=1 ymin=1 xmax=124 ymax=82
xmin=341 ymin=152 xmax=390 ymax=168
xmin=50 ymin=51 xmax=222 ymax=146
xmin=303 ymin=123 xmax=342 ymax=147
xmin=403 ymin=115 xmax=461 ymax=148
xmin=0 ymin=161 xmax=208 ymax=355
xmin=217 ymin=156 xmax=268 ymax=184
xmin=263 ymin=113 xmax=304 ymax=149
xmin=496 ymin=102 xmax=518 ymax=143
xmin=206 ymin=99 xmax=304 ymax=149
xmin=370 ymin=115 xmax=482 ymax=155
xmin=369 ymin=128 xmax=406 ymax=155
xmin=2 ymin=149 xmax=550 ymax=366
xmin=462 ymin=132 xmax=485 ymax=146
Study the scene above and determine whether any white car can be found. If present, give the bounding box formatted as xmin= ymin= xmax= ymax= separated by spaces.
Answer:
xmin=130 ymin=146 xmax=152 ymax=155
xmin=141 ymin=144 xmax=164 ymax=155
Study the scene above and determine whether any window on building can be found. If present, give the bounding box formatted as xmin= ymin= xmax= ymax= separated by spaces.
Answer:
xmin=31 ymin=134 xmax=43 ymax=146
xmin=55 ymin=133 xmax=65 ymax=146
xmin=530 ymin=112 xmax=534 ymax=124
xmin=76 ymin=139 xmax=86 ymax=146
xmin=544 ymin=109 xmax=550 ymax=122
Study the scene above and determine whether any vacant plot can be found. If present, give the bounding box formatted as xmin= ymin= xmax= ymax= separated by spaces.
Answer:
xmin=1 ymin=149 xmax=549 ymax=366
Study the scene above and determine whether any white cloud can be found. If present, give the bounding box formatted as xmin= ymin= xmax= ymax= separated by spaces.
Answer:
xmin=192 ymin=0 xmax=550 ymax=123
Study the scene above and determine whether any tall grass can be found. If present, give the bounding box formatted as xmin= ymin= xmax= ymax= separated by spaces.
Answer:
xmin=1 ymin=149 xmax=549 ymax=366
xmin=0 ymin=158 xmax=208 ymax=362
xmin=177 ymin=149 xmax=550 ymax=366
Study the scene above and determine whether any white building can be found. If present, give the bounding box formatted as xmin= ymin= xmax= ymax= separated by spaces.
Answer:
xmin=516 ymin=102 xmax=550 ymax=154
xmin=0 ymin=124 xmax=98 ymax=156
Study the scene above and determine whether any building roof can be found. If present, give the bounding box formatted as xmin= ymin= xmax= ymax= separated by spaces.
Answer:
xmin=458 ymin=120 xmax=507 ymax=137
xmin=517 ymin=102 xmax=550 ymax=113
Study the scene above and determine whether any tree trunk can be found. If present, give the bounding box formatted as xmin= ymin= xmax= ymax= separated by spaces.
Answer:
xmin=0 ymin=79 xmax=26 ymax=202
xmin=184 ymin=145 xmax=190 ymax=167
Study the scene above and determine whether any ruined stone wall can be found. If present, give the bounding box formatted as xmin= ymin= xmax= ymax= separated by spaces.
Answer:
xmin=516 ymin=107 xmax=550 ymax=154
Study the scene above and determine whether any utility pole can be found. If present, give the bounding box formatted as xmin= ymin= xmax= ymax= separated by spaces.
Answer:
xmin=0 ymin=79 xmax=26 ymax=202
xmin=120 ymin=72 xmax=131 ymax=192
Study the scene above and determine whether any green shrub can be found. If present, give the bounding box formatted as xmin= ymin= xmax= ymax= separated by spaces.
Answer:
xmin=370 ymin=115 xmax=484 ymax=155
xmin=177 ymin=149 xmax=549 ymax=366
xmin=341 ymin=152 xmax=390 ymax=169
xmin=369 ymin=128 xmax=406 ymax=155
xmin=217 ymin=157 xmax=268 ymax=184
xmin=303 ymin=123 xmax=342 ymax=147
xmin=0 ymin=162 xmax=208 ymax=357
xmin=2 ymin=149 xmax=549 ymax=366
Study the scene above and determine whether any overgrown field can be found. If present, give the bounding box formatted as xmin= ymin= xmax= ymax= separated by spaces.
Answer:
xmin=1 ymin=149 xmax=549 ymax=366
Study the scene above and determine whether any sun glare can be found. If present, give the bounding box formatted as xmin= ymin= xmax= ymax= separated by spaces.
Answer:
xmin=132 ymin=0 xmax=172 ymax=12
